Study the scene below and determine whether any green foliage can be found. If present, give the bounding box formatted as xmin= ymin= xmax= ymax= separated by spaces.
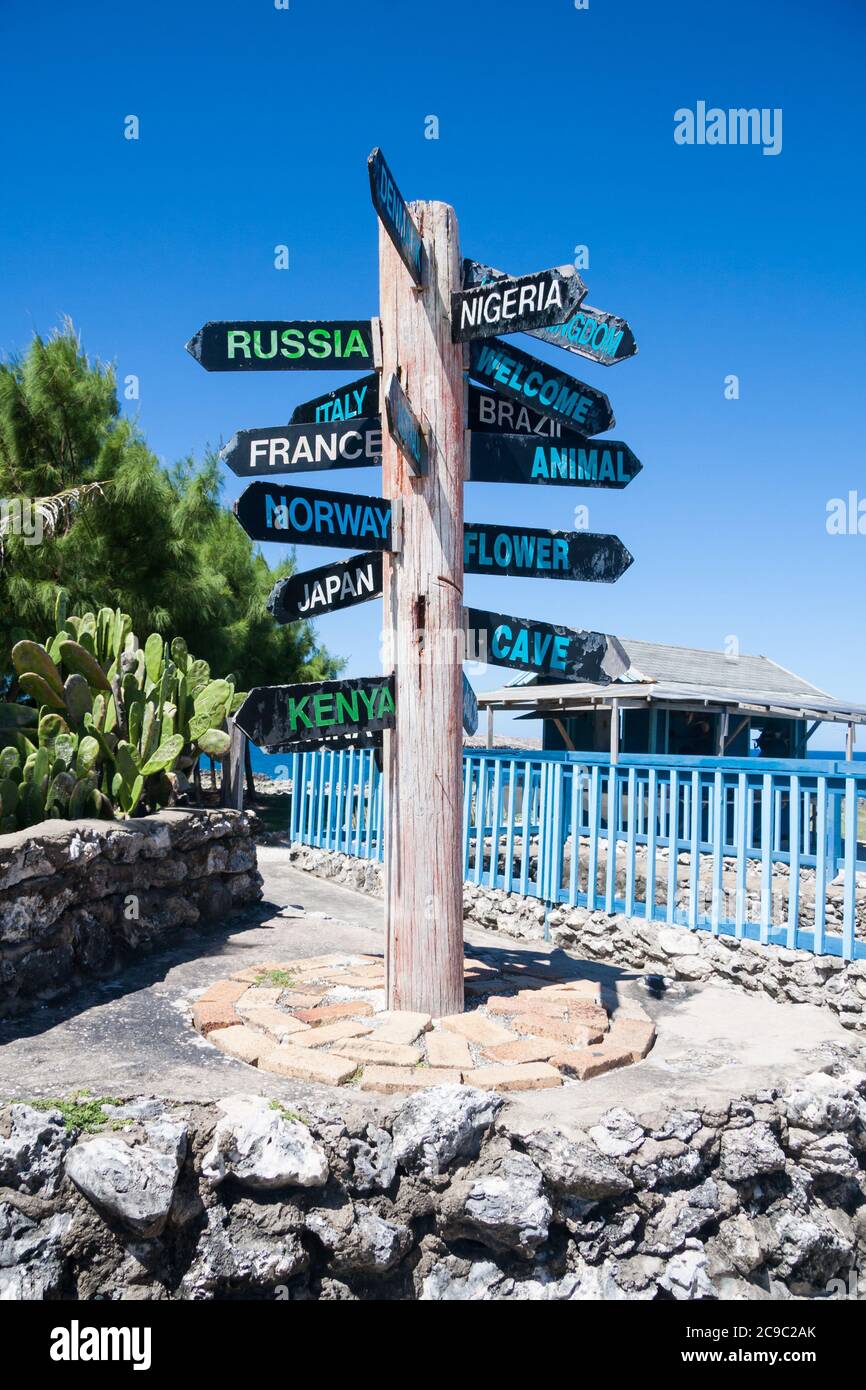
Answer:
xmin=26 ymin=1091 xmax=124 ymax=1134
xmin=254 ymin=968 xmax=297 ymax=989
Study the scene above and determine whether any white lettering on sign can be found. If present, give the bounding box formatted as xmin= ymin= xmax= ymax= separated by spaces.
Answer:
xmin=459 ymin=276 xmax=565 ymax=334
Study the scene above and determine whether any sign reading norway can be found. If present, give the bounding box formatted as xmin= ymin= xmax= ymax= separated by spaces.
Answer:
xmin=234 ymin=481 xmax=393 ymax=549
xmin=290 ymin=374 xmax=379 ymax=425
xmin=465 ymin=606 xmax=629 ymax=683
xmin=220 ymin=419 xmax=382 ymax=477
xmin=469 ymin=432 xmax=642 ymax=489
xmin=469 ymin=338 xmax=614 ymax=437
xmin=452 ymin=264 xmax=586 ymax=344
xmin=186 ymin=321 xmax=374 ymax=372
xmin=235 ymin=675 xmax=395 ymax=752
xmin=268 ymin=551 xmax=383 ymax=624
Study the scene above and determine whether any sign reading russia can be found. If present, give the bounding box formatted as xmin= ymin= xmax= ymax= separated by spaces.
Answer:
xmin=452 ymin=264 xmax=586 ymax=343
xmin=186 ymin=321 xmax=374 ymax=372
xmin=469 ymin=338 xmax=614 ymax=437
xmin=368 ymin=147 xmax=424 ymax=286
xmin=234 ymin=481 xmax=393 ymax=549
xmin=234 ymin=675 xmax=395 ymax=752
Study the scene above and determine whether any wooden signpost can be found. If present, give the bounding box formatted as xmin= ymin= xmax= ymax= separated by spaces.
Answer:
xmin=234 ymin=481 xmax=394 ymax=550
xmin=290 ymin=374 xmax=379 ymax=425
xmin=452 ymin=264 xmax=586 ymax=343
xmin=464 ymin=524 xmax=633 ymax=583
xmin=469 ymin=337 xmax=615 ymax=436
xmin=221 ymin=419 xmax=382 ymax=477
xmin=234 ymin=675 xmax=395 ymax=752
xmin=385 ymin=373 xmax=429 ymax=477
xmin=465 ymin=606 xmax=629 ymax=683
xmin=268 ymin=552 xmax=383 ymax=624
xmin=186 ymin=321 xmax=375 ymax=373
xmin=468 ymin=431 xmax=642 ymax=489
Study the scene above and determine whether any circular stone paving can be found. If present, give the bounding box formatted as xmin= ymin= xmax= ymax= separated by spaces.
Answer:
xmin=190 ymin=950 xmax=656 ymax=1094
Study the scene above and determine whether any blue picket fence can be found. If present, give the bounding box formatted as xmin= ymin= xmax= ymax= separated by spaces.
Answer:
xmin=288 ymin=747 xmax=866 ymax=961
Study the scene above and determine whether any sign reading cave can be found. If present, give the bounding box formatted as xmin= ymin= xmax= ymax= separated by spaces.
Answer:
xmin=464 ymin=606 xmax=629 ymax=683
xmin=234 ymin=675 xmax=395 ymax=751
xmin=290 ymin=374 xmax=379 ymax=425
xmin=468 ymin=431 xmax=642 ymax=489
xmin=452 ymin=263 xmax=586 ymax=343
xmin=221 ymin=419 xmax=382 ymax=477
xmin=268 ymin=551 xmax=383 ymax=624
xmin=234 ymin=481 xmax=393 ymax=549
xmin=469 ymin=338 xmax=614 ymax=437
xmin=186 ymin=321 xmax=375 ymax=372
xmin=368 ymin=147 xmax=424 ymax=286
xmin=464 ymin=524 xmax=633 ymax=584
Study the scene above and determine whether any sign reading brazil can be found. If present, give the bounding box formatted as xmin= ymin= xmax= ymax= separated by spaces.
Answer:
xmin=234 ymin=675 xmax=395 ymax=752
xmin=221 ymin=419 xmax=382 ymax=478
xmin=368 ymin=147 xmax=424 ymax=286
xmin=452 ymin=264 xmax=586 ymax=344
xmin=464 ymin=524 xmax=633 ymax=584
xmin=234 ymin=481 xmax=393 ymax=550
xmin=469 ymin=384 xmax=576 ymax=440
xmin=268 ymin=552 xmax=383 ymax=625
xmin=469 ymin=432 xmax=642 ymax=490
xmin=469 ymin=338 xmax=614 ymax=437
xmin=290 ymin=374 xmax=379 ymax=425
xmin=465 ymin=607 xmax=629 ymax=684
xmin=463 ymin=260 xmax=637 ymax=366
xmin=186 ymin=321 xmax=375 ymax=372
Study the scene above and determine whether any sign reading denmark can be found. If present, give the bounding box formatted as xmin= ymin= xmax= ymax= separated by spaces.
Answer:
xmin=290 ymin=374 xmax=379 ymax=425
xmin=465 ymin=607 xmax=629 ymax=684
xmin=186 ymin=321 xmax=375 ymax=372
xmin=268 ymin=552 xmax=383 ymax=625
xmin=235 ymin=675 xmax=395 ymax=751
xmin=469 ymin=338 xmax=614 ymax=436
xmin=221 ymin=419 xmax=382 ymax=477
xmin=234 ymin=481 xmax=393 ymax=549
xmin=464 ymin=524 xmax=633 ymax=583
xmin=368 ymin=147 xmax=424 ymax=286
xmin=385 ymin=374 xmax=428 ymax=477
xmin=452 ymin=263 xmax=586 ymax=343
xmin=468 ymin=432 xmax=642 ymax=489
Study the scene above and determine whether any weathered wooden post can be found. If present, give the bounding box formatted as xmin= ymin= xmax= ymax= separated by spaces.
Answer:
xmin=379 ymin=199 xmax=465 ymax=1016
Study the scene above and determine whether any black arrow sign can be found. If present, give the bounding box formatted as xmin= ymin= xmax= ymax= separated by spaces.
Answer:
xmin=235 ymin=674 xmax=395 ymax=751
xmin=186 ymin=321 xmax=375 ymax=372
xmin=463 ymin=260 xmax=637 ymax=366
xmin=468 ymin=383 xmax=576 ymax=440
xmin=290 ymin=374 xmax=379 ymax=425
xmin=464 ymin=524 xmax=632 ymax=583
xmin=465 ymin=607 xmax=629 ymax=684
xmin=221 ymin=419 xmax=382 ymax=478
xmin=462 ymin=673 xmax=479 ymax=737
xmin=469 ymin=337 xmax=614 ymax=437
xmin=234 ymin=481 xmax=393 ymax=550
xmin=385 ymin=374 xmax=428 ymax=476
xmin=280 ymin=729 xmax=384 ymax=756
xmin=468 ymin=432 xmax=642 ymax=490
xmin=368 ymin=147 xmax=424 ymax=286
xmin=452 ymin=264 xmax=586 ymax=344
xmin=268 ymin=552 xmax=384 ymax=625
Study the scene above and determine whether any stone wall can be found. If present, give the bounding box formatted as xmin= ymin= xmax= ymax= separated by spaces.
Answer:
xmin=286 ymin=844 xmax=866 ymax=1033
xmin=3 ymin=1071 xmax=866 ymax=1300
xmin=0 ymin=811 xmax=262 ymax=1017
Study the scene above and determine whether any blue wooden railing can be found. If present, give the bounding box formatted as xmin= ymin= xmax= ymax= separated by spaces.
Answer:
xmin=287 ymin=747 xmax=866 ymax=961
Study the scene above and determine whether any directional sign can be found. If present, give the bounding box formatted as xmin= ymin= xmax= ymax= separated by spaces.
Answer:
xmin=469 ymin=338 xmax=614 ymax=437
xmin=452 ymin=264 xmax=586 ymax=344
xmin=290 ymin=374 xmax=379 ymax=425
xmin=385 ymin=374 xmax=428 ymax=477
xmin=234 ymin=481 xmax=393 ymax=550
xmin=462 ymin=673 xmax=479 ymax=737
xmin=463 ymin=260 xmax=637 ymax=366
xmin=464 ymin=524 xmax=632 ymax=584
xmin=285 ymin=729 xmax=384 ymax=756
xmin=368 ymin=147 xmax=424 ymax=286
xmin=235 ymin=675 xmax=395 ymax=751
xmin=465 ymin=607 xmax=629 ymax=684
xmin=221 ymin=418 xmax=382 ymax=478
xmin=186 ymin=321 xmax=375 ymax=373
xmin=469 ymin=384 xmax=573 ymax=440
xmin=468 ymin=432 xmax=642 ymax=490
xmin=268 ymin=551 xmax=383 ymax=624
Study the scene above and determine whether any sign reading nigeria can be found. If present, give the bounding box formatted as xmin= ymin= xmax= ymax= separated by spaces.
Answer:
xmin=234 ymin=481 xmax=393 ymax=549
xmin=234 ymin=675 xmax=395 ymax=752
xmin=186 ymin=321 xmax=374 ymax=372
xmin=469 ymin=432 xmax=642 ymax=489
xmin=469 ymin=338 xmax=614 ymax=436
xmin=368 ymin=147 xmax=424 ymax=286
xmin=385 ymin=374 xmax=428 ymax=477
xmin=464 ymin=524 xmax=632 ymax=584
xmin=452 ymin=264 xmax=586 ymax=344
xmin=221 ymin=419 xmax=382 ymax=477
xmin=465 ymin=607 xmax=629 ymax=684
xmin=462 ymin=673 xmax=478 ymax=737
xmin=290 ymin=374 xmax=379 ymax=425
xmin=268 ymin=552 xmax=383 ymax=625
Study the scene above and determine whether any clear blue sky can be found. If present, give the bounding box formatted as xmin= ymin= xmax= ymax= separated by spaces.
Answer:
xmin=2 ymin=0 xmax=864 ymax=748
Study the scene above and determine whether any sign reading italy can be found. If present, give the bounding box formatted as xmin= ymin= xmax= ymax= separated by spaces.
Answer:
xmin=368 ymin=147 xmax=424 ymax=286
xmin=469 ymin=338 xmax=614 ymax=436
xmin=234 ymin=481 xmax=393 ymax=550
xmin=221 ymin=419 xmax=382 ymax=477
xmin=452 ymin=263 xmax=586 ymax=343
xmin=186 ymin=321 xmax=374 ymax=372
xmin=469 ymin=432 xmax=642 ymax=489
xmin=268 ymin=552 xmax=383 ymax=625
xmin=291 ymin=374 xmax=379 ymax=425
xmin=465 ymin=607 xmax=629 ymax=684
xmin=234 ymin=675 xmax=395 ymax=752
xmin=464 ymin=524 xmax=633 ymax=584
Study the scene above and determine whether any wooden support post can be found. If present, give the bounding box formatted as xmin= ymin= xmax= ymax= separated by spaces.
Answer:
xmin=486 ymin=705 xmax=494 ymax=749
xmin=379 ymin=199 xmax=465 ymax=1016
xmin=610 ymin=698 xmax=620 ymax=765
xmin=846 ymin=722 xmax=855 ymax=761
xmin=221 ymin=717 xmax=245 ymax=811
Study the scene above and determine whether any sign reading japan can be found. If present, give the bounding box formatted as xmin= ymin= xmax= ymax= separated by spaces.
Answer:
xmin=452 ymin=264 xmax=586 ymax=344
xmin=469 ymin=338 xmax=614 ymax=436
xmin=385 ymin=374 xmax=428 ymax=476
xmin=465 ymin=607 xmax=629 ymax=684
xmin=234 ymin=481 xmax=392 ymax=549
xmin=464 ymin=524 xmax=632 ymax=584
xmin=268 ymin=552 xmax=383 ymax=625
xmin=291 ymin=374 xmax=379 ymax=425
xmin=221 ymin=419 xmax=382 ymax=477
xmin=368 ymin=147 xmax=424 ymax=286
xmin=234 ymin=674 xmax=395 ymax=752
xmin=463 ymin=260 xmax=637 ymax=366
xmin=186 ymin=321 xmax=374 ymax=372
xmin=469 ymin=432 xmax=642 ymax=489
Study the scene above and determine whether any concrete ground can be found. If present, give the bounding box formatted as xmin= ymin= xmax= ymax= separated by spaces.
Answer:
xmin=0 ymin=846 xmax=861 ymax=1132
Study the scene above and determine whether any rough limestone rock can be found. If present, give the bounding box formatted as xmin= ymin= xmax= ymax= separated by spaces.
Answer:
xmin=718 ymin=1122 xmax=786 ymax=1183
xmin=782 ymin=1072 xmax=865 ymax=1134
xmin=659 ymin=1247 xmax=716 ymax=1300
xmin=305 ymin=1203 xmax=413 ymax=1276
xmin=588 ymin=1107 xmax=646 ymax=1158
xmin=181 ymin=1207 xmax=308 ymax=1298
xmin=440 ymin=1151 xmax=551 ymax=1258
xmin=521 ymin=1128 xmax=632 ymax=1199
xmin=0 ymin=1103 xmax=72 ymax=1196
xmin=345 ymin=1127 xmax=397 ymax=1194
xmin=201 ymin=1095 xmax=328 ymax=1191
xmin=0 ymin=1203 xmax=71 ymax=1299
xmin=64 ymin=1119 xmax=188 ymax=1237
xmin=391 ymin=1085 xmax=502 ymax=1178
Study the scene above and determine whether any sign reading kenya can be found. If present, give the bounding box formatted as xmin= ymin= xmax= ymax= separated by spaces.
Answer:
xmin=186 ymin=321 xmax=374 ymax=372
xmin=268 ymin=552 xmax=383 ymax=625
xmin=234 ymin=481 xmax=393 ymax=549
xmin=368 ymin=147 xmax=424 ymax=286
xmin=469 ymin=338 xmax=614 ymax=436
xmin=452 ymin=264 xmax=586 ymax=343
xmin=469 ymin=431 xmax=642 ymax=489
xmin=465 ymin=607 xmax=629 ymax=683
xmin=221 ymin=419 xmax=382 ymax=477
xmin=290 ymin=374 xmax=379 ymax=425
xmin=234 ymin=675 xmax=395 ymax=751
